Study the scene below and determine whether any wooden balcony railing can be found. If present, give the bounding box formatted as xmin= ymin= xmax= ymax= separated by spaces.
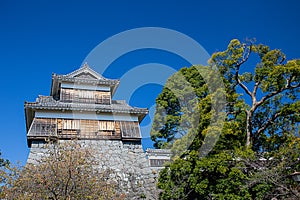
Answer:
xmin=60 ymin=88 xmax=111 ymax=104
xmin=27 ymin=118 xmax=140 ymax=140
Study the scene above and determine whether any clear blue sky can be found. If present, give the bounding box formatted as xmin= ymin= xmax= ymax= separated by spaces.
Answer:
xmin=0 ymin=0 xmax=300 ymax=165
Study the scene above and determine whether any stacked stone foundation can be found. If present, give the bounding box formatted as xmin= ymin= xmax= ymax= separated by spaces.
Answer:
xmin=27 ymin=140 xmax=159 ymax=200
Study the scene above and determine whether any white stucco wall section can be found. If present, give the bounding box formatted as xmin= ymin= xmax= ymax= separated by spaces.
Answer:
xmin=35 ymin=111 xmax=138 ymax=121
xmin=61 ymin=82 xmax=110 ymax=91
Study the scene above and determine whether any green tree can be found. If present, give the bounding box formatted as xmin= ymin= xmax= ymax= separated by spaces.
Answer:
xmin=0 ymin=151 xmax=10 ymax=198
xmin=151 ymin=66 xmax=207 ymax=149
xmin=152 ymin=65 xmax=248 ymax=199
xmin=210 ymin=39 xmax=300 ymax=150
xmin=241 ymin=138 xmax=300 ymax=199
xmin=0 ymin=151 xmax=8 ymax=167
xmin=152 ymin=39 xmax=300 ymax=199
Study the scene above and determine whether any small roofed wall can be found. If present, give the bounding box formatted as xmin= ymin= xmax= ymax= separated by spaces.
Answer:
xmin=146 ymin=148 xmax=172 ymax=169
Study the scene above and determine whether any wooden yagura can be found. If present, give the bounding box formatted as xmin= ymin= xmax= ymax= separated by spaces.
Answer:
xmin=24 ymin=63 xmax=148 ymax=147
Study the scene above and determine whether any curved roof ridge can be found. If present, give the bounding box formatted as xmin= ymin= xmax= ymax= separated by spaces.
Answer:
xmin=65 ymin=62 xmax=108 ymax=80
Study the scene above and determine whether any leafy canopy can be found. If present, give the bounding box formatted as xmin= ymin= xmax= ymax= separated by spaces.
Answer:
xmin=153 ymin=39 xmax=300 ymax=199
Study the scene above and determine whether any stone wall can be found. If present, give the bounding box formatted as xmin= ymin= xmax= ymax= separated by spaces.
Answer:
xmin=27 ymin=140 xmax=159 ymax=199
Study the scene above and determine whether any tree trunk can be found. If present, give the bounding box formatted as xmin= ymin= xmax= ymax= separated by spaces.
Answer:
xmin=246 ymin=111 xmax=252 ymax=148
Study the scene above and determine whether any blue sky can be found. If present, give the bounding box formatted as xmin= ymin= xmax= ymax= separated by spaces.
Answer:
xmin=0 ymin=0 xmax=300 ymax=165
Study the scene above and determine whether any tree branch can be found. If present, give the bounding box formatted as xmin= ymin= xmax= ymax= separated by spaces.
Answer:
xmin=236 ymin=43 xmax=252 ymax=68
xmin=234 ymin=43 xmax=254 ymax=100
xmin=253 ymin=81 xmax=260 ymax=98
xmin=237 ymin=78 xmax=253 ymax=98
xmin=256 ymin=81 xmax=300 ymax=109
xmin=255 ymin=111 xmax=281 ymax=136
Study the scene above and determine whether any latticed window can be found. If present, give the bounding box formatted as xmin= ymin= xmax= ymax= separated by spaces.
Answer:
xmin=57 ymin=119 xmax=80 ymax=135
xmin=118 ymin=121 xmax=140 ymax=138
xmin=63 ymin=119 xmax=80 ymax=129
xmin=60 ymin=88 xmax=111 ymax=104
xmin=149 ymin=159 xmax=169 ymax=167
xmin=95 ymin=91 xmax=111 ymax=104
xmin=28 ymin=118 xmax=56 ymax=136
xmin=98 ymin=121 xmax=115 ymax=131
xmin=80 ymin=120 xmax=98 ymax=136
xmin=28 ymin=118 xmax=141 ymax=139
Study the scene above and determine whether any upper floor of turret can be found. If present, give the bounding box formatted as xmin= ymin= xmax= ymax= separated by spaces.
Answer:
xmin=50 ymin=63 xmax=120 ymax=104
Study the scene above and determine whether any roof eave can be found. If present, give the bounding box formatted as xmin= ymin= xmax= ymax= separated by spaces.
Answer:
xmin=24 ymin=103 xmax=35 ymax=132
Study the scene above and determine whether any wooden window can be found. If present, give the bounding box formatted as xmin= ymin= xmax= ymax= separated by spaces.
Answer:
xmin=98 ymin=121 xmax=115 ymax=131
xmin=115 ymin=122 xmax=121 ymax=135
xmin=95 ymin=91 xmax=111 ymax=104
xmin=80 ymin=120 xmax=98 ymax=136
xmin=119 ymin=121 xmax=140 ymax=138
xmin=106 ymin=121 xmax=114 ymax=131
xmin=57 ymin=119 xmax=80 ymax=135
xmin=29 ymin=118 xmax=56 ymax=136
xmin=29 ymin=118 xmax=123 ymax=138
xmin=149 ymin=159 xmax=169 ymax=167
xmin=60 ymin=88 xmax=111 ymax=104
xmin=61 ymin=88 xmax=75 ymax=102
xmin=62 ymin=119 xmax=80 ymax=130
xmin=57 ymin=119 xmax=62 ymax=134
xmin=98 ymin=121 xmax=106 ymax=130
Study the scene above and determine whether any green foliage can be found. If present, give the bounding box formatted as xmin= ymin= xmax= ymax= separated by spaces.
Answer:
xmin=151 ymin=66 xmax=207 ymax=149
xmin=210 ymin=39 xmax=300 ymax=150
xmin=0 ymin=151 xmax=9 ymax=168
xmin=242 ymin=138 xmax=300 ymax=199
xmin=0 ymin=151 xmax=9 ymax=192
xmin=154 ymin=39 xmax=300 ymax=199
xmin=153 ymin=65 xmax=249 ymax=199
xmin=158 ymin=149 xmax=254 ymax=200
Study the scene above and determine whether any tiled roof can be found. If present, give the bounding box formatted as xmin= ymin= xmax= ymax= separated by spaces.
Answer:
xmin=50 ymin=63 xmax=120 ymax=97
xmin=56 ymin=63 xmax=119 ymax=85
xmin=146 ymin=148 xmax=172 ymax=155
xmin=53 ymin=75 xmax=119 ymax=85
xmin=65 ymin=63 xmax=106 ymax=79
xmin=25 ymin=96 xmax=148 ymax=115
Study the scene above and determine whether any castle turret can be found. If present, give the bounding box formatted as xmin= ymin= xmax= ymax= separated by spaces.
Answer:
xmin=25 ymin=63 xmax=148 ymax=147
xmin=24 ymin=64 xmax=170 ymax=199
